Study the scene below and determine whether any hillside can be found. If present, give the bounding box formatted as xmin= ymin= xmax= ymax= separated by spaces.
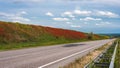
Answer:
xmin=100 ymin=34 xmax=120 ymax=38
xmin=0 ymin=21 xmax=109 ymax=50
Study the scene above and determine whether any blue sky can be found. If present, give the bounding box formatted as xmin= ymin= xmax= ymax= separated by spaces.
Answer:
xmin=0 ymin=0 xmax=120 ymax=33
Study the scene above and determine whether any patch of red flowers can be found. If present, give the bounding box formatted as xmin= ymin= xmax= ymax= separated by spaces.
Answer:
xmin=0 ymin=28 xmax=4 ymax=35
xmin=45 ymin=27 xmax=87 ymax=39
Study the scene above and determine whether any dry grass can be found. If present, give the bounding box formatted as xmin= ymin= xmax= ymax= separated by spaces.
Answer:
xmin=61 ymin=42 xmax=113 ymax=68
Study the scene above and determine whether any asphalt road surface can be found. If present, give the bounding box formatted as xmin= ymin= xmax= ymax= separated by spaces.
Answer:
xmin=0 ymin=39 xmax=114 ymax=68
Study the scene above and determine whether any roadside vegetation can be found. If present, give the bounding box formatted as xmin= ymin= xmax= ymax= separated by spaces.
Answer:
xmin=61 ymin=41 xmax=113 ymax=68
xmin=0 ymin=21 xmax=109 ymax=50
xmin=115 ymin=39 xmax=120 ymax=68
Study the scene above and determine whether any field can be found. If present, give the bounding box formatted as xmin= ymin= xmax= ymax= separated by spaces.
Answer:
xmin=0 ymin=21 xmax=109 ymax=50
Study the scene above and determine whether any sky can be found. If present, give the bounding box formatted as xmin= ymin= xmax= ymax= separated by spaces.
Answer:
xmin=0 ymin=0 xmax=120 ymax=33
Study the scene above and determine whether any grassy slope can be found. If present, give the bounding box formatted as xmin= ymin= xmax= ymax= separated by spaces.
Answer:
xmin=0 ymin=21 xmax=109 ymax=50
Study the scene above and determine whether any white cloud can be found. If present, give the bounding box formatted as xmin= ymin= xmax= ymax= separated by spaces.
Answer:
xmin=80 ymin=17 xmax=102 ymax=21
xmin=53 ymin=17 xmax=69 ymax=21
xmin=0 ymin=12 xmax=10 ymax=17
xmin=74 ymin=9 xmax=92 ymax=16
xmin=70 ymin=25 xmax=81 ymax=28
xmin=60 ymin=9 xmax=119 ymax=20
xmin=61 ymin=9 xmax=92 ymax=17
xmin=62 ymin=11 xmax=71 ymax=16
xmin=96 ymin=11 xmax=119 ymax=18
xmin=66 ymin=22 xmax=72 ymax=24
xmin=46 ymin=12 xmax=54 ymax=17
xmin=0 ymin=11 xmax=30 ymax=23
xmin=9 ymin=16 xmax=30 ymax=22
xmin=0 ymin=11 xmax=27 ymax=17
xmin=95 ymin=22 xmax=111 ymax=26
xmin=61 ymin=9 xmax=119 ymax=18
xmin=17 ymin=11 xmax=27 ymax=16
xmin=105 ymin=22 xmax=111 ymax=24
xmin=62 ymin=11 xmax=75 ymax=18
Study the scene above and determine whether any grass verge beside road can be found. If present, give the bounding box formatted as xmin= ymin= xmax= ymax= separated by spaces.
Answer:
xmin=60 ymin=41 xmax=113 ymax=68
xmin=115 ymin=39 xmax=120 ymax=68
xmin=0 ymin=39 xmax=89 ymax=51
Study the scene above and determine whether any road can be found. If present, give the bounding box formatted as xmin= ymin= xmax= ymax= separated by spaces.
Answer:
xmin=0 ymin=39 xmax=114 ymax=68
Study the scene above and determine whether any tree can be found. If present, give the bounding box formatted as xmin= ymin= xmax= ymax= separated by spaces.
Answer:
xmin=88 ymin=32 xmax=94 ymax=40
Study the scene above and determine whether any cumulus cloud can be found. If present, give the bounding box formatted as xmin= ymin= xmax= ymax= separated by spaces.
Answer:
xmin=9 ymin=16 xmax=30 ymax=22
xmin=46 ymin=12 xmax=54 ymax=17
xmin=17 ymin=11 xmax=27 ymax=16
xmin=95 ymin=22 xmax=111 ymax=26
xmin=70 ymin=25 xmax=81 ymax=28
xmin=73 ymin=9 xmax=92 ymax=16
xmin=61 ymin=9 xmax=92 ymax=18
xmin=66 ymin=22 xmax=72 ymax=24
xmin=53 ymin=17 xmax=69 ymax=21
xmin=0 ymin=11 xmax=30 ymax=23
xmin=61 ymin=9 xmax=119 ymax=19
xmin=96 ymin=11 xmax=119 ymax=18
xmin=62 ymin=11 xmax=75 ymax=18
xmin=80 ymin=17 xmax=102 ymax=21
xmin=0 ymin=12 xmax=13 ymax=17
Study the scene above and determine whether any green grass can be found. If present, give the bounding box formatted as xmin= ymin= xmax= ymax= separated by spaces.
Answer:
xmin=115 ymin=39 xmax=120 ymax=68
xmin=0 ymin=31 xmax=90 ymax=51
xmin=0 ymin=33 xmax=106 ymax=51
xmin=0 ymin=38 xmax=89 ymax=51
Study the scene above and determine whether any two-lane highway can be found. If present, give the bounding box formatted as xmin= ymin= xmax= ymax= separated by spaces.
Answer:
xmin=0 ymin=39 xmax=114 ymax=68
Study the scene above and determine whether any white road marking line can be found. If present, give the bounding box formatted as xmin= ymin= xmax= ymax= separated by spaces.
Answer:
xmin=38 ymin=45 xmax=101 ymax=68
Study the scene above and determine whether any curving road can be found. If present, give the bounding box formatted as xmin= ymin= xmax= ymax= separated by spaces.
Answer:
xmin=0 ymin=39 xmax=114 ymax=68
